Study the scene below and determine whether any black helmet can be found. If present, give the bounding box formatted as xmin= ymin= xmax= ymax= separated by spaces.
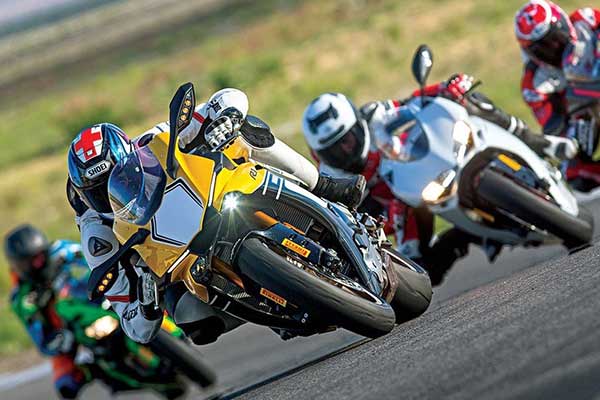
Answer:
xmin=67 ymin=123 xmax=133 ymax=214
xmin=4 ymin=224 xmax=52 ymax=283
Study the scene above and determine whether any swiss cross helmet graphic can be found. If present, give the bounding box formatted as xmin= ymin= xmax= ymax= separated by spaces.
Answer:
xmin=515 ymin=0 xmax=576 ymax=67
xmin=68 ymin=123 xmax=133 ymax=213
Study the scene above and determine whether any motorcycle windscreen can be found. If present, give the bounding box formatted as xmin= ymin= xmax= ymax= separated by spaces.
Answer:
xmin=379 ymin=97 xmax=459 ymax=207
xmin=390 ymin=121 xmax=430 ymax=162
xmin=108 ymin=146 xmax=167 ymax=226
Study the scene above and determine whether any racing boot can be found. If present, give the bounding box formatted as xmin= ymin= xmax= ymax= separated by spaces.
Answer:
xmin=312 ymin=174 xmax=366 ymax=209
xmin=422 ymin=228 xmax=476 ymax=286
xmin=467 ymin=91 xmax=578 ymax=161
xmin=518 ymin=128 xmax=578 ymax=161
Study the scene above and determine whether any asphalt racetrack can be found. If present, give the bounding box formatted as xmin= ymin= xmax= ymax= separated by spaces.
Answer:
xmin=2 ymin=200 xmax=599 ymax=400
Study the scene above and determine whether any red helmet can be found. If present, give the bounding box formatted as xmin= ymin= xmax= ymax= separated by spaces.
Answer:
xmin=515 ymin=0 xmax=576 ymax=67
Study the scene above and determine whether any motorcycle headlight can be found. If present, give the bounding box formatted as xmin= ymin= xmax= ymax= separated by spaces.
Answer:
xmin=222 ymin=192 xmax=240 ymax=211
xmin=422 ymin=169 xmax=457 ymax=204
xmin=85 ymin=316 xmax=119 ymax=340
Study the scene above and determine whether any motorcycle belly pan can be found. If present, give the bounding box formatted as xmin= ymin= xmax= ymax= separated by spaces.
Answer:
xmin=439 ymin=206 xmax=547 ymax=245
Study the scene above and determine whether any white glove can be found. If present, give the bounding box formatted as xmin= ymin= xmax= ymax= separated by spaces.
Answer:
xmin=204 ymin=115 xmax=241 ymax=150
xmin=543 ymin=135 xmax=579 ymax=161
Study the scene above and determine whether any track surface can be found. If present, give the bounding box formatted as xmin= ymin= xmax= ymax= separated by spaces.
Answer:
xmin=238 ymin=241 xmax=600 ymax=400
xmin=2 ymin=201 xmax=598 ymax=399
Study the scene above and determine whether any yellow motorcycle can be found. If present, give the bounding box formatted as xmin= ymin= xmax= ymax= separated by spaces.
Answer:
xmin=88 ymin=83 xmax=432 ymax=340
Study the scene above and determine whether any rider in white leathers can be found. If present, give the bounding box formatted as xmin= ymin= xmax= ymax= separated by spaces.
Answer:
xmin=302 ymin=75 xmax=577 ymax=284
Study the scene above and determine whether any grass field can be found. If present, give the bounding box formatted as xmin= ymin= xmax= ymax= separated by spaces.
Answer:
xmin=0 ymin=0 xmax=589 ymax=355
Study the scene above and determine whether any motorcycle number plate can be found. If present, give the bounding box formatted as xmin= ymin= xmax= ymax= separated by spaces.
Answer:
xmin=498 ymin=154 xmax=522 ymax=171
xmin=282 ymin=238 xmax=311 ymax=258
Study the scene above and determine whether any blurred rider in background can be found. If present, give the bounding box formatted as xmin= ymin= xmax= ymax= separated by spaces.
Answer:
xmin=4 ymin=224 xmax=91 ymax=399
xmin=515 ymin=0 xmax=600 ymax=191
xmin=302 ymin=74 xmax=576 ymax=285
xmin=66 ymin=87 xmax=366 ymax=345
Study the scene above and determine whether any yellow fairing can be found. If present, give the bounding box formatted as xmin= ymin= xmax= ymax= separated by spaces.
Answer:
xmin=112 ymin=133 xmax=265 ymax=280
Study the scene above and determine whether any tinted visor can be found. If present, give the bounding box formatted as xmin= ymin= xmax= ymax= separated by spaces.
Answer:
xmin=526 ymin=22 xmax=570 ymax=67
xmin=81 ymin=179 xmax=112 ymax=214
xmin=11 ymin=250 xmax=48 ymax=281
xmin=108 ymin=147 xmax=166 ymax=226
xmin=316 ymin=122 xmax=367 ymax=174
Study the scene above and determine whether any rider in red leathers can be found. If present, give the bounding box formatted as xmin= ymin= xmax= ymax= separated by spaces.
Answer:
xmin=515 ymin=1 xmax=600 ymax=191
xmin=302 ymin=75 xmax=576 ymax=284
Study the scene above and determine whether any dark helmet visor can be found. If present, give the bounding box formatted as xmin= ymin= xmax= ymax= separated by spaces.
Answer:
xmin=316 ymin=121 xmax=368 ymax=174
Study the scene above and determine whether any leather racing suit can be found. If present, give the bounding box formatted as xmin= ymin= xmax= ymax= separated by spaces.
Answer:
xmin=520 ymin=7 xmax=600 ymax=189
xmin=10 ymin=240 xmax=92 ymax=399
xmin=314 ymin=77 xmax=557 ymax=284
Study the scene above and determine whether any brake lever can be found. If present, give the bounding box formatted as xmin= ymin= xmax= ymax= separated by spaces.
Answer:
xmin=463 ymin=80 xmax=482 ymax=97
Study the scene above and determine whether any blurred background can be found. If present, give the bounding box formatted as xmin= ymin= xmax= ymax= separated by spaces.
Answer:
xmin=0 ymin=0 xmax=588 ymax=378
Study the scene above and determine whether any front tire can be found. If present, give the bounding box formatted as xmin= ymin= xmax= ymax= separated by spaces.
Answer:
xmin=477 ymin=170 xmax=594 ymax=248
xmin=235 ymin=238 xmax=396 ymax=338
xmin=383 ymin=248 xmax=432 ymax=323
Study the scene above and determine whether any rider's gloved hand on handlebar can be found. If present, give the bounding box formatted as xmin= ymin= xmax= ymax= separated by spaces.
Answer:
xmin=543 ymin=135 xmax=579 ymax=161
xmin=444 ymin=73 xmax=475 ymax=102
xmin=204 ymin=107 xmax=245 ymax=151
xmin=179 ymin=88 xmax=249 ymax=151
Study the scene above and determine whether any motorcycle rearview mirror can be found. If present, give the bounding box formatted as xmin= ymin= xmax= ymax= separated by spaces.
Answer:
xmin=412 ymin=45 xmax=433 ymax=104
xmin=87 ymin=229 xmax=150 ymax=301
xmin=167 ymin=82 xmax=196 ymax=179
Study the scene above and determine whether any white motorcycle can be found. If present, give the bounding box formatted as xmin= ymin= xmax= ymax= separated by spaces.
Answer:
xmin=379 ymin=45 xmax=593 ymax=253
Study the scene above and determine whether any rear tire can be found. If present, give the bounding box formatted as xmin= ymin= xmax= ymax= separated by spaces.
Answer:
xmin=477 ymin=170 xmax=593 ymax=248
xmin=235 ymin=238 xmax=396 ymax=338
xmin=383 ymin=248 xmax=432 ymax=323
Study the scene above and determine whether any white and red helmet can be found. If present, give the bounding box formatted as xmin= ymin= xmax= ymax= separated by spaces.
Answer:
xmin=302 ymin=93 xmax=370 ymax=174
xmin=515 ymin=0 xmax=576 ymax=67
